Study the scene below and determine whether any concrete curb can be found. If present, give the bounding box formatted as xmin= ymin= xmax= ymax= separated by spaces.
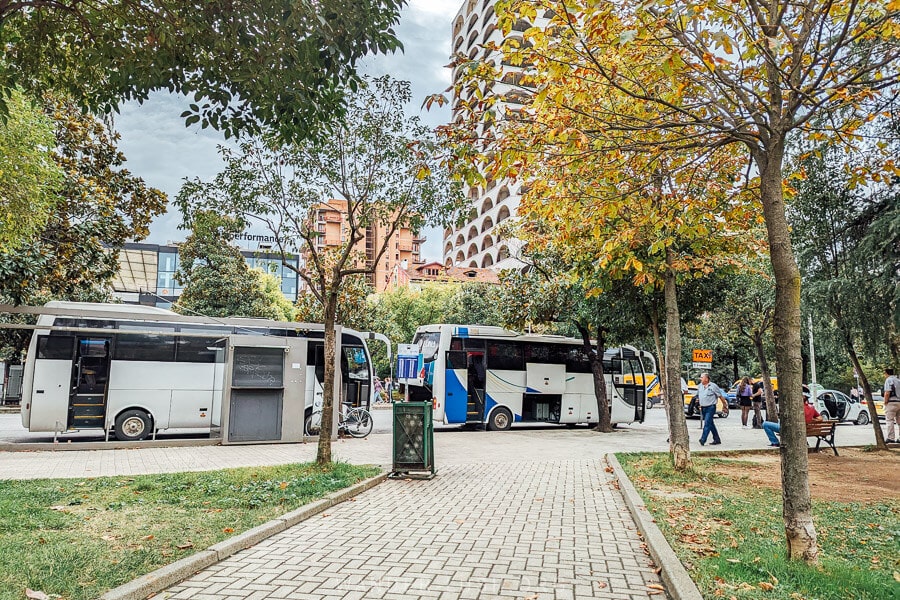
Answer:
xmin=99 ymin=471 xmax=388 ymax=600
xmin=607 ymin=454 xmax=703 ymax=600
xmin=0 ymin=438 xmax=221 ymax=452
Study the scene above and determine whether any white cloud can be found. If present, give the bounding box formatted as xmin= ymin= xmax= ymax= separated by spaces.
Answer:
xmin=116 ymin=1 xmax=460 ymax=260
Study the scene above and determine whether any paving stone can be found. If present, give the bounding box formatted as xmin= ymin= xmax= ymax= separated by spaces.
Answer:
xmin=159 ymin=460 xmax=665 ymax=599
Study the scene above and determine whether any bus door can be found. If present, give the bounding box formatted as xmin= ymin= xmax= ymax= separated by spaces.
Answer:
xmin=465 ymin=352 xmax=486 ymax=424
xmin=68 ymin=337 xmax=112 ymax=430
xmin=443 ymin=349 xmax=469 ymax=423
xmin=29 ymin=335 xmax=77 ymax=431
xmin=610 ymin=348 xmax=646 ymax=423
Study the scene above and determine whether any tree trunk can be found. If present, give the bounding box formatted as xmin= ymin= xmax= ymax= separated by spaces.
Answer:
xmin=756 ymin=147 xmax=818 ymax=563
xmin=581 ymin=324 xmax=613 ymax=433
xmin=843 ymin=337 xmax=886 ymax=449
xmin=663 ymin=249 xmax=691 ymax=470
xmin=753 ymin=331 xmax=777 ymax=422
xmin=315 ymin=291 xmax=339 ymax=465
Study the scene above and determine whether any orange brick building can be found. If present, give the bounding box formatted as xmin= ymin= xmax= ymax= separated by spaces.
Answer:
xmin=308 ymin=200 xmax=426 ymax=292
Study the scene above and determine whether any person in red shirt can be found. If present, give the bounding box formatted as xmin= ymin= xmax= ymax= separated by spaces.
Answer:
xmin=762 ymin=392 xmax=821 ymax=447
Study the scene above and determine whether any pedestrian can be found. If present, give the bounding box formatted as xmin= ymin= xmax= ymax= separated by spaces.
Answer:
xmin=373 ymin=377 xmax=385 ymax=404
xmin=696 ymin=373 xmax=727 ymax=446
xmin=737 ymin=376 xmax=754 ymax=429
xmin=384 ymin=377 xmax=394 ymax=403
xmin=751 ymin=378 xmax=766 ymax=428
xmin=883 ymin=368 xmax=900 ymax=444
xmin=762 ymin=393 xmax=822 ymax=447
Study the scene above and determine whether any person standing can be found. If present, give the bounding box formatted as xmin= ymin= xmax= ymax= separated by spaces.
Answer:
xmin=737 ymin=376 xmax=754 ymax=429
xmin=750 ymin=379 xmax=766 ymax=428
xmin=883 ymin=368 xmax=900 ymax=444
xmin=696 ymin=373 xmax=727 ymax=446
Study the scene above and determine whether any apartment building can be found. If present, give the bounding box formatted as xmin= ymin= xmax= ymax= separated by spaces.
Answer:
xmin=443 ymin=0 xmax=549 ymax=270
xmin=309 ymin=199 xmax=426 ymax=292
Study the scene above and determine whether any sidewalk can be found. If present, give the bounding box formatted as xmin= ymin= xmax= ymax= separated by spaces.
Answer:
xmin=161 ymin=460 xmax=665 ymax=600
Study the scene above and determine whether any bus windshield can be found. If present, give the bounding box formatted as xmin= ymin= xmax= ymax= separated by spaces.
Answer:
xmin=413 ymin=331 xmax=441 ymax=363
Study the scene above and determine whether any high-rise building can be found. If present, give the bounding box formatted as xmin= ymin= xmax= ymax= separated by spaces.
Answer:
xmin=443 ymin=0 xmax=547 ymax=270
xmin=308 ymin=199 xmax=426 ymax=292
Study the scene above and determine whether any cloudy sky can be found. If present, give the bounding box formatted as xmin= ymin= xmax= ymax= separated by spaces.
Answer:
xmin=116 ymin=0 xmax=461 ymax=260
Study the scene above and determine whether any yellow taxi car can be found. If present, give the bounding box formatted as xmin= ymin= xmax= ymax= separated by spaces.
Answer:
xmin=861 ymin=395 xmax=885 ymax=419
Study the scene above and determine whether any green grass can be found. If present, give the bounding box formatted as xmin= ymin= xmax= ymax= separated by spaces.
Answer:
xmin=0 ymin=462 xmax=380 ymax=600
xmin=617 ymin=453 xmax=900 ymax=600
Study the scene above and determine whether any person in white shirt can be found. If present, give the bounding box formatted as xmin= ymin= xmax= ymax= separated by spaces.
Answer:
xmin=696 ymin=373 xmax=727 ymax=446
xmin=883 ymin=368 xmax=900 ymax=444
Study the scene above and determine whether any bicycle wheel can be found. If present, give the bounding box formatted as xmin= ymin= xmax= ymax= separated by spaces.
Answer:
xmin=344 ymin=408 xmax=373 ymax=438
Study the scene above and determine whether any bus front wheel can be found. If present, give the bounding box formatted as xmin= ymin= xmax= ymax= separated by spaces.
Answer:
xmin=488 ymin=407 xmax=512 ymax=431
xmin=115 ymin=410 xmax=152 ymax=441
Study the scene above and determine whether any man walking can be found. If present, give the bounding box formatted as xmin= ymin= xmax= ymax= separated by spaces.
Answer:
xmin=883 ymin=368 xmax=900 ymax=444
xmin=696 ymin=373 xmax=727 ymax=446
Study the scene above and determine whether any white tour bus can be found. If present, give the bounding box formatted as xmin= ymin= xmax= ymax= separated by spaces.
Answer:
xmin=21 ymin=302 xmax=378 ymax=441
xmin=406 ymin=325 xmax=655 ymax=430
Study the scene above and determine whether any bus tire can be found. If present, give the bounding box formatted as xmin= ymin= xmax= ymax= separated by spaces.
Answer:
xmin=487 ymin=407 xmax=513 ymax=431
xmin=114 ymin=409 xmax=152 ymax=441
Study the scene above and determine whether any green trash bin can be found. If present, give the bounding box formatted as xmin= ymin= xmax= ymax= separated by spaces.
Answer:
xmin=390 ymin=402 xmax=435 ymax=479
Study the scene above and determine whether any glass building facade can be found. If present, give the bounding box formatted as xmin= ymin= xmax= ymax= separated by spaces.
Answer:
xmin=113 ymin=243 xmax=300 ymax=308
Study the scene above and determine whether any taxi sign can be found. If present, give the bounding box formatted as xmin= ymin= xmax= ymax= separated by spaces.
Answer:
xmin=692 ymin=349 xmax=712 ymax=363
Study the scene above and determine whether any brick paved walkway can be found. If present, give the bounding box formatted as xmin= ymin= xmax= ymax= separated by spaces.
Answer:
xmin=161 ymin=460 xmax=665 ymax=600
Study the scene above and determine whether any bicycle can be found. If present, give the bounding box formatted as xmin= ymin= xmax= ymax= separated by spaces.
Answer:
xmin=304 ymin=403 xmax=373 ymax=439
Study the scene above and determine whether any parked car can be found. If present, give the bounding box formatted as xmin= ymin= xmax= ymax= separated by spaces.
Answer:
xmin=811 ymin=389 xmax=871 ymax=425
xmin=724 ymin=384 xmax=740 ymax=409
xmin=861 ymin=395 xmax=885 ymax=420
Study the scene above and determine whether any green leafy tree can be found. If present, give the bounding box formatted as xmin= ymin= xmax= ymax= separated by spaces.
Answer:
xmin=703 ymin=268 xmax=779 ymax=419
xmin=0 ymin=97 xmax=165 ymax=359
xmin=177 ymin=76 xmax=463 ymax=464
xmin=442 ymin=282 xmax=504 ymax=327
xmin=294 ymin=275 xmax=373 ymax=331
xmin=174 ymin=211 xmax=295 ymax=321
xmin=0 ymin=1 xmax=405 ymax=141
xmin=0 ymin=91 xmax=61 ymax=250
xmin=790 ymin=146 xmax=897 ymax=448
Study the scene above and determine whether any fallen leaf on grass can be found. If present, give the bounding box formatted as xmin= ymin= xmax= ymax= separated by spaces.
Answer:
xmin=25 ymin=589 xmax=50 ymax=600
xmin=894 ymin=571 xmax=900 ymax=583
xmin=726 ymin=558 xmax=741 ymax=563
xmin=223 ymin=528 xmax=234 ymax=533
xmin=49 ymin=506 xmax=68 ymax=512
xmin=142 ymin=535 xmax=154 ymax=541
xmin=101 ymin=535 xmax=117 ymax=542
xmin=176 ymin=542 xmax=193 ymax=550
xmin=758 ymin=582 xmax=775 ymax=591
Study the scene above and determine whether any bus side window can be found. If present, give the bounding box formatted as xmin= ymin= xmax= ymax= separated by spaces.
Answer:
xmin=37 ymin=335 xmax=75 ymax=360
xmin=113 ymin=325 xmax=176 ymax=362
xmin=564 ymin=348 xmax=592 ymax=373
xmin=487 ymin=341 xmax=523 ymax=370
xmin=446 ymin=350 xmax=468 ymax=370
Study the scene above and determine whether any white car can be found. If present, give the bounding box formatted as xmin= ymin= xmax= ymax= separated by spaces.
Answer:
xmin=811 ymin=389 xmax=871 ymax=425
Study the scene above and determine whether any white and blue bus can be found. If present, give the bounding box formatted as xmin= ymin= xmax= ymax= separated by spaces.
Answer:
xmin=21 ymin=302 xmax=380 ymax=441
xmin=406 ymin=324 xmax=655 ymax=430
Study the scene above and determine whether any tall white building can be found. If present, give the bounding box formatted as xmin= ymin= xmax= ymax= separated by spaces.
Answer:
xmin=443 ymin=0 xmax=549 ymax=270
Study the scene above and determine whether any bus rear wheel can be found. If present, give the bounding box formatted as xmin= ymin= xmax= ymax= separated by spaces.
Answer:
xmin=488 ymin=407 xmax=512 ymax=431
xmin=115 ymin=410 xmax=152 ymax=441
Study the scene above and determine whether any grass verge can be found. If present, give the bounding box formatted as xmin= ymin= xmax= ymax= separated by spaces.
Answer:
xmin=617 ymin=453 xmax=899 ymax=600
xmin=0 ymin=462 xmax=380 ymax=600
